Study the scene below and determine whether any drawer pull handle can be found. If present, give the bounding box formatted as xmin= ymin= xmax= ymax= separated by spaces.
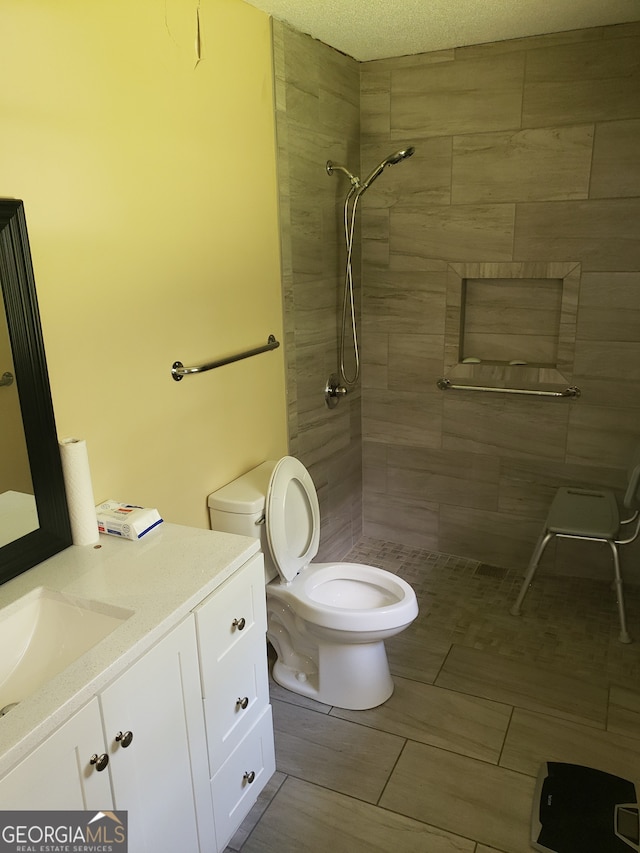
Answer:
xmin=237 ymin=696 xmax=249 ymax=710
xmin=115 ymin=730 xmax=134 ymax=748
xmin=90 ymin=753 xmax=109 ymax=772
xmin=243 ymin=770 xmax=256 ymax=784
xmin=232 ymin=617 xmax=246 ymax=631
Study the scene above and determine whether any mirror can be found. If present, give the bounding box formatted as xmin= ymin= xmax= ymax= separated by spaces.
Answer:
xmin=0 ymin=296 xmax=36 ymax=545
xmin=0 ymin=199 xmax=72 ymax=585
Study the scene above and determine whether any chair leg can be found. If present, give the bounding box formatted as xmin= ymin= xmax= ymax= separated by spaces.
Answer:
xmin=510 ymin=531 xmax=553 ymax=616
xmin=608 ymin=541 xmax=632 ymax=644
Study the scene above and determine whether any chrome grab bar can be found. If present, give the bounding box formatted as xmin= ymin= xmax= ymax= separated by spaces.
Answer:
xmin=0 ymin=371 xmax=14 ymax=387
xmin=171 ymin=335 xmax=280 ymax=381
xmin=436 ymin=378 xmax=581 ymax=398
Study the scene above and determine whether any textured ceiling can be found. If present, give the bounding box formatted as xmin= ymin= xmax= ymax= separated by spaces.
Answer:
xmin=243 ymin=0 xmax=640 ymax=61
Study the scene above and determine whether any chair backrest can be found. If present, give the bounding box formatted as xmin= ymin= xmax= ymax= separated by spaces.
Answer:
xmin=623 ymin=445 xmax=640 ymax=510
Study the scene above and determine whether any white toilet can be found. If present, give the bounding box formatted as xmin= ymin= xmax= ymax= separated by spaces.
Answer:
xmin=208 ymin=456 xmax=418 ymax=710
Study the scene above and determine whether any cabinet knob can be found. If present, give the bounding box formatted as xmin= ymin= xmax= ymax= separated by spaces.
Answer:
xmin=232 ymin=617 xmax=246 ymax=631
xmin=243 ymin=770 xmax=256 ymax=784
xmin=90 ymin=753 xmax=109 ymax=772
xmin=115 ymin=730 xmax=134 ymax=748
xmin=236 ymin=696 xmax=249 ymax=710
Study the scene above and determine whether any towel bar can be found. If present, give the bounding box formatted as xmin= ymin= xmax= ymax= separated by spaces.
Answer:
xmin=172 ymin=335 xmax=280 ymax=381
xmin=436 ymin=378 xmax=581 ymax=398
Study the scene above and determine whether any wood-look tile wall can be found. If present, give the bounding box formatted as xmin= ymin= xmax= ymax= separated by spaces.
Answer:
xmin=360 ymin=23 xmax=640 ymax=577
xmin=273 ymin=21 xmax=363 ymax=559
xmin=274 ymin=20 xmax=640 ymax=577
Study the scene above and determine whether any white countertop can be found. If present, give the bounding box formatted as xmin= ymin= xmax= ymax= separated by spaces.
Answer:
xmin=0 ymin=523 xmax=260 ymax=777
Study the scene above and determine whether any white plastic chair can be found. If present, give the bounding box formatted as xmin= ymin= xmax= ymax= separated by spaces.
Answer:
xmin=510 ymin=454 xmax=640 ymax=644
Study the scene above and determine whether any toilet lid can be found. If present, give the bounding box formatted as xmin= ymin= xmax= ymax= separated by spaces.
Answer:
xmin=266 ymin=456 xmax=320 ymax=583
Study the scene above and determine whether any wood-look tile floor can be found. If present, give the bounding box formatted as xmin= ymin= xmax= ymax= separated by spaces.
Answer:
xmin=225 ymin=538 xmax=640 ymax=853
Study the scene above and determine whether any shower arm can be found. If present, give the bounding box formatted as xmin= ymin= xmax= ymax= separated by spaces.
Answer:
xmin=326 ymin=161 xmax=361 ymax=189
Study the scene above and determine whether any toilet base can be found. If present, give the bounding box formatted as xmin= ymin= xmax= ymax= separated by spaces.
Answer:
xmin=272 ymin=639 xmax=394 ymax=710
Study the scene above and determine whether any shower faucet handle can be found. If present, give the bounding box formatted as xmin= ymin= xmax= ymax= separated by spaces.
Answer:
xmin=325 ymin=374 xmax=349 ymax=409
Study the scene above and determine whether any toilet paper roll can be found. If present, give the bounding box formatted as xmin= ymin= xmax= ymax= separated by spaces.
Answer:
xmin=59 ymin=437 xmax=99 ymax=546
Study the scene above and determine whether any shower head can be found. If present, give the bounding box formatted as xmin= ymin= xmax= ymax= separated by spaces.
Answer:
xmin=359 ymin=146 xmax=415 ymax=193
xmin=386 ymin=146 xmax=416 ymax=165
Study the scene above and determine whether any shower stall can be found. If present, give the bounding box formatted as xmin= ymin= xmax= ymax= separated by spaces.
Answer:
xmin=273 ymin=18 xmax=640 ymax=582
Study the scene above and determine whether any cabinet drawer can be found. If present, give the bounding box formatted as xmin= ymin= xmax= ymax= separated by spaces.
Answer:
xmin=195 ymin=553 xmax=270 ymax=771
xmin=211 ymin=706 xmax=275 ymax=852
xmin=195 ymin=553 xmax=266 ymax=668
xmin=203 ymin=636 xmax=269 ymax=769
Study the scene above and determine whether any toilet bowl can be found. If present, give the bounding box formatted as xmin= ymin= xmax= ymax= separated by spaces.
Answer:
xmin=208 ymin=456 xmax=418 ymax=710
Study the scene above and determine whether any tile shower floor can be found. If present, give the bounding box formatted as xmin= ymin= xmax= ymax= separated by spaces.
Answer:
xmin=225 ymin=538 xmax=640 ymax=853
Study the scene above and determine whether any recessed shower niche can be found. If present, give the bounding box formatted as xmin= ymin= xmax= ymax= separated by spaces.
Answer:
xmin=445 ymin=262 xmax=581 ymax=387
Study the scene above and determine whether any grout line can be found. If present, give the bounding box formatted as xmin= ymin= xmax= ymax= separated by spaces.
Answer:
xmin=375 ymin=737 xmax=408 ymax=806
xmin=496 ymin=704 xmax=516 ymax=768
xmin=604 ymin=683 xmax=612 ymax=733
xmin=432 ymin=641 xmax=454 ymax=684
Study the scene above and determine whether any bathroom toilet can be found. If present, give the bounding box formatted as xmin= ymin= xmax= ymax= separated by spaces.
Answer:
xmin=208 ymin=456 xmax=418 ymax=710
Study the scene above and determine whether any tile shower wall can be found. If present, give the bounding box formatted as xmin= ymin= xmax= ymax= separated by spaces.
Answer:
xmin=359 ymin=23 xmax=640 ymax=577
xmin=273 ymin=22 xmax=363 ymax=559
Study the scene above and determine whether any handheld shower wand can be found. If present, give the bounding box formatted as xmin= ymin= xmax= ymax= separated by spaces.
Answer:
xmin=326 ymin=146 xmax=416 ymax=391
xmin=358 ymin=146 xmax=415 ymax=193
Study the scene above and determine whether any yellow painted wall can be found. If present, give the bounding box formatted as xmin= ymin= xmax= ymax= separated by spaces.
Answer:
xmin=0 ymin=0 xmax=288 ymax=528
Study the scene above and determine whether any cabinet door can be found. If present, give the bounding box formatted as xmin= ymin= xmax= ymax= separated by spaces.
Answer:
xmin=99 ymin=616 xmax=214 ymax=853
xmin=0 ymin=699 xmax=113 ymax=810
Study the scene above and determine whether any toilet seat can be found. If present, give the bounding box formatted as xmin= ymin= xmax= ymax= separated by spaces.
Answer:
xmin=266 ymin=456 xmax=320 ymax=582
xmin=269 ymin=561 xmax=419 ymax=632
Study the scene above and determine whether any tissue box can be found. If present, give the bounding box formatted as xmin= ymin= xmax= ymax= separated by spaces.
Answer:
xmin=96 ymin=500 xmax=163 ymax=540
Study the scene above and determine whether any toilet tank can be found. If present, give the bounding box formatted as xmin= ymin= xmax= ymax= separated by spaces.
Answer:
xmin=208 ymin=461 xmax=278 ymax=580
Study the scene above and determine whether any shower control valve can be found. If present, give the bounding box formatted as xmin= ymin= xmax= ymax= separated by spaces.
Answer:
xmin=325 ymin=374 xmax=349 ymax=409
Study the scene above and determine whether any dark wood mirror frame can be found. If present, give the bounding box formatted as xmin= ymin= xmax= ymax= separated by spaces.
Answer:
xmin=0 ymin=199 xmax=71 ymax=585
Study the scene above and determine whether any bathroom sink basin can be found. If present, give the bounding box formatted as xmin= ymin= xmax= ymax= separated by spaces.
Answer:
xmin=0 ymin=587 xmax=133 ymax=714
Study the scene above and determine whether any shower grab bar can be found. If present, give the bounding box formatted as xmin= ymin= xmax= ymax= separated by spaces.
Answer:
xmin=0 ymin=371 xmax=14 ymax=387
xmin=171 ymin=335 xmax=280 ymax=381
xmin=436 ymin=378 xmax=581 ymax=398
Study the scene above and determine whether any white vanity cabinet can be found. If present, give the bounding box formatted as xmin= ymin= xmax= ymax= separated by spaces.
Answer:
xmin=99 ymin=614 xmax=215 ymax=853
xmin=0 ymin=698 xmax=112 ymax=810
xmin=0 ymin=616 xmax=214 ymax=853
xmin=0 ymin=543 xmax=274 ymax=853
xmin=194 ymin=552 xmax=275 ymax=851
